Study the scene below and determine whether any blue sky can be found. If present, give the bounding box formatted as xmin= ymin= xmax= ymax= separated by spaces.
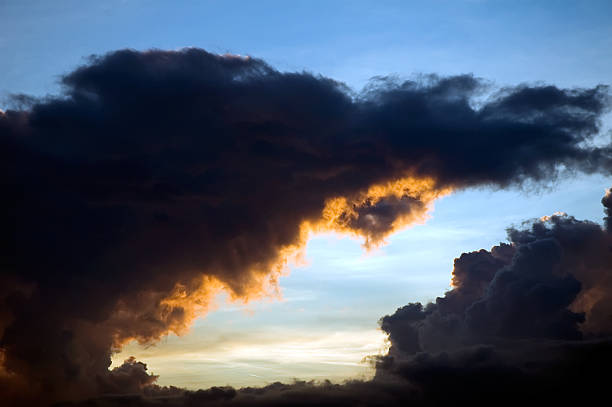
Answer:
xmin=3 ymin=0 xmax=611 ymax=388
xmin=3 ymin=0 xmax=612 ymax=96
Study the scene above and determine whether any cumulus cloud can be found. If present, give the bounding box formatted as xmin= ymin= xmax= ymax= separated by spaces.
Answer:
xmin=1 ymin=48 xmax=611 ymax=405
xmin=56 ymin=188 xmax=612 ymax=407
xmin=380 ymin=204 xmax=612 ymax=355
xmin=374 ymin=190 xmax=612 ymax=404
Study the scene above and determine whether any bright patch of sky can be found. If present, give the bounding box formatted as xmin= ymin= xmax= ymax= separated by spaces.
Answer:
xmin=3 ymin=0 xmax=611 ymax=388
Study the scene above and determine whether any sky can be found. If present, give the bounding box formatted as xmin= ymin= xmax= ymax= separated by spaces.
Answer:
xmin=1 ymin=1 xmax=612 ymax=405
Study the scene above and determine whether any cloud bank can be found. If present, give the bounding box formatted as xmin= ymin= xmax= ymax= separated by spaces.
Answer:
xmin=1 ymin=48 xmax=611 ymax=405
xmin=56 ymin=189 xmax=612 ymax=407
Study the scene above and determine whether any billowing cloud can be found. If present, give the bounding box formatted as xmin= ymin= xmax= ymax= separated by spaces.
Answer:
xmin=1 ymin=48 xmax=611 ymax=405
xmin=55 ymin=190 xmax=612 ymax=407
xmin=380 ymin=211 xmax=612 ymax=354
xmin=370 ymin=190 xmax=612 ymax=404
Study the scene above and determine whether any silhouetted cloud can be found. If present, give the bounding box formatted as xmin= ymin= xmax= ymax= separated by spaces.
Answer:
xmin=380 ymin=201 xmax=612 ymax=355
xmin=56 ymin=189 xmax=612 ymax=407
xmin=1 ymin=48 xmax=611 ymax=405
xmin=374 ymin=189 xmax=612 ymax=404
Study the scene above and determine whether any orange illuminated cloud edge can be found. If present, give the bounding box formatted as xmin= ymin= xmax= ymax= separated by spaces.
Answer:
xmin=112 ymin=175 xmax=453 ymax=348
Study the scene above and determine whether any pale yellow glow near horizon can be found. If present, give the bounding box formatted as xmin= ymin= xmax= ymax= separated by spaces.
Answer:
xmin=111 ymin=327 xmax=389 ymax=389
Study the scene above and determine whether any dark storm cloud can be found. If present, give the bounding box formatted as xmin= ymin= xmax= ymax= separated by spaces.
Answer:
xmin=380 ymin=206 xmax=612 ymax=356
xmin=1 ymin=48 xmax=612 ymax=405
xmin=372 ymin=191 xmax=612 ymax=404
xmin=58 ymin=189 xmax=612 ymax=407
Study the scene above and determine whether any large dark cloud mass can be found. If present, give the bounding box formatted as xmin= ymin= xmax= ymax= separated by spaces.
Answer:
xmin=56 ymin=192 xmax=612 ymax=407
xmin=1 ymin=48 xmax=611 ymax=405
